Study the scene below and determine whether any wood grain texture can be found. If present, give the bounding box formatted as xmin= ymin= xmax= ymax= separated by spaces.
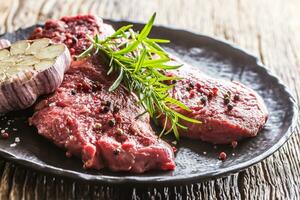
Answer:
xmin=0 ymin=0 xmax=299 ymax=199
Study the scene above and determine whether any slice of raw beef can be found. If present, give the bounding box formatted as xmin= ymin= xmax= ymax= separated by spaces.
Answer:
xmin=29 ymin=58 xmax=175 ymax=173
xmin=162 ymin=65 xmax=268 ymax=144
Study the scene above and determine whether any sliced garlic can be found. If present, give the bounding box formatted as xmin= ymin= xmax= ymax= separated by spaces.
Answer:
xmin=0 ymin=63 xmax=12 ymax=78
xmin=4 ymin=65 xmax=22 ymax=76
xmin=6 ymin=55 xmax=24 ymax=64
xmin=0 ymin=49 xmax=10 ymax=60
xmin=26 ymin=38 xmax=51 ymax=55
xmin=10 ymin=40 xmax=30 ymax=55
xmin=0 ymin=39 xmax=71 ymax=114
xmin=35 ymin=44 xmax=65 ymax=59
xmin=0 ymin=61 xmax=14 ymax=68
xmin=0 ymin=73 xmax=6 ymax=81
xmin=34 ymin=59 xmax=55 ymax=71
xmin=0 ymin=40 xmax=68 ymax=82
xmin=0 ymin=65 xmax=9 ymax=80
xmin=17 ymin=56 xmax=40 ymax=66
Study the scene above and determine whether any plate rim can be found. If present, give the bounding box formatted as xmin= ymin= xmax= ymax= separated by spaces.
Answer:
xmin=0 ymin=20 xmax=298 ymax=185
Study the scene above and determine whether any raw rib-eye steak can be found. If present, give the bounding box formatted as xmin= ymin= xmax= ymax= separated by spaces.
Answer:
xmin=29 ymin=57 xmax=175 ymax=173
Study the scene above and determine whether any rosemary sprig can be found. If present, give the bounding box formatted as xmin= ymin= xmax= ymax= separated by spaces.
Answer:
xmin=77 ymin=13 xmax=200 ymax=140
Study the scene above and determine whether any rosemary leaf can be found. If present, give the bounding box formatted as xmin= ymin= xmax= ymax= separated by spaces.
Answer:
xmin=109 ymin=67 xmax=124 ymax=92
xmin=80 ymin=13 xmax=201 ymax=140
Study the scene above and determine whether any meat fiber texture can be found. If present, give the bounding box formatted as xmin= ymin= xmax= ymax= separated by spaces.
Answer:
xmin=29 ymin=14 xmax=114 ymax=55
xmin=29 ymin=58 xmax=175 ymax=173
xmin=162 ymin=64 xmax=268 ymax=144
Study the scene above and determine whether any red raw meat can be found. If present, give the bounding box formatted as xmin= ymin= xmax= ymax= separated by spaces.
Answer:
xmin=162 ymin=66 xmax=268 ymax=144
xmin=29 ymin=58 xmax=175 ymax=173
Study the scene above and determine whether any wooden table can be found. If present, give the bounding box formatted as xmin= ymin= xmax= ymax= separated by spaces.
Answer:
xmin=0 ymin=0 xmax=299 ymax=199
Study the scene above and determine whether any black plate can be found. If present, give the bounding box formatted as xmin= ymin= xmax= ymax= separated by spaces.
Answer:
xmin=0 ymin=20 xmax=297 ymax=185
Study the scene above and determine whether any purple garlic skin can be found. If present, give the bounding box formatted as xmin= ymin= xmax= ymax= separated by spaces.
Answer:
xmin=0 ymin=39 xmax=71 ymax=114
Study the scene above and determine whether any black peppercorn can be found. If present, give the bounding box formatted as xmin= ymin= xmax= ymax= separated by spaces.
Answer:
xmin=106 ymin=101 xmax=111 ymax=107
xmin=108 ymin=119 xmax=116 ymax=127
xmin=200 ymin=96 xmax=207 ymax=104
xmin=113 ymin=149 xmax=120 ymax=155
xmin=208 ymin=92 xmax=213 ymax=99
xmin=71 ymin=90 xmax=76 ymax=95
xmin=102 ymin=106 xmax=110 ymax=113
xmin=171 ymin=80 xmax=177 ymax=84
xmin=224 ymin=97 xmax=230 ymax=105
xmin=234 ymin=94 xmax=240 ymax=101
xmin=227 ymin=104 xmax=233 ymax=110
xmin=113 ymin=106 xmax=120 ymax=113
xmin=189 ymin=82 xmax=194 ymax=88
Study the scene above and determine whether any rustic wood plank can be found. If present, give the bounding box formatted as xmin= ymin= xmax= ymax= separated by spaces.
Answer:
xmin=0 ymin=0 xmax=299 ymax=199
xmin=0 ymin=163 xmax=15 ymax=200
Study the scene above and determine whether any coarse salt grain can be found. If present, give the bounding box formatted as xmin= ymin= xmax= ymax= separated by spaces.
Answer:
xmin=15 ymin=137 xmax=20 ymax=143
xmin=1 ymin=130 xmax=5 ymax=134
xmin=10 ymin=143 xmax=17 ymax=147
